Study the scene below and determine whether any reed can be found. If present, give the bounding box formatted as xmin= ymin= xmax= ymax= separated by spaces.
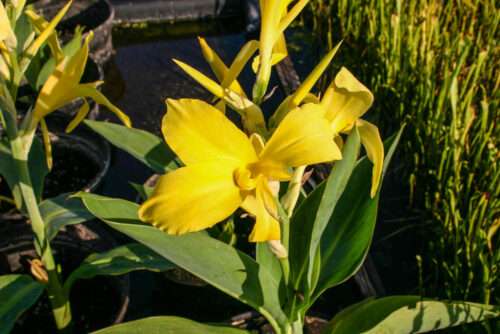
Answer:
xmin=301 ymin=0 xmax=499 ymax=305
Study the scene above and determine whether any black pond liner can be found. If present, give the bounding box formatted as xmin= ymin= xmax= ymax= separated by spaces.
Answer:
xmin=0 ymin=219 xmax=129 ymax=333
xmin=35 ymin=0 xmax=115 ymax=65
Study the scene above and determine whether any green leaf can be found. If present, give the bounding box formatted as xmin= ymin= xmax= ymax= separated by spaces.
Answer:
xmin=289 ymin=129 xmax=361 ymax=305
xmin=39 ymin=193 xmax=95 ymax=240
xmin=0 ymin=137 xmax=48 ymax=209
xmin=0 ymin=274 xmax=44 ymax=334
xmin=323 ymin=296 xmax=500 ymax=334
xmin=313 ymin=127 xmax=404 ymax=301
xmin=77 ymin=193 xmax=289 ymax=332
xmin=84 ymin=120 xmax=180 ymax=174
xmin=63 ymin=243 xmax=176 ymax=295
xmin=130 ymin=182 xmax=154 ymax=201
xmin=92 ymin=316 xmax=251 ymax=334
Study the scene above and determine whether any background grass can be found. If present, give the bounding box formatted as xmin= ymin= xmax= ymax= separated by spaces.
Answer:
xmin=298 ymin=0 xmax=499 ymax=311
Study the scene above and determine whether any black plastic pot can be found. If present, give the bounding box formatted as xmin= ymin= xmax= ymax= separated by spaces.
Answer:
xmin=0 ymin=219 xmax=129 ymax=333
xmin=35 ymin=0 xmax=115 ymax=65
xmin=41 ymin=115 xmax=111 ymax=199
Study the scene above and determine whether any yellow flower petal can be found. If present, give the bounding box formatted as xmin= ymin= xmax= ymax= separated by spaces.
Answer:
xmin=198 ymin=37 xmax=247 ymax=97
xmin=290 ymin=41 xmax=341 ymax=108
xmin=173 ymin=59 xmax=225 ymax=98
xmin=249 ymin=176 xmax=281 ymax=242
xmin=163 ymin=98 xmax=257 ymax=165
xmin=356 ymin=119 xmax=384 ymax=198
xmin=260 ymin=103 xmax=342 ymax=168
xmin=65 ymin=99 xmax=90 ymax=133
xmin=220 ymin=39 xmax=258 ymax=96
xmin=40 ymin=118 xmax=53 ymax=170
xmin=276 ymin=0 xmax=309 ymax=36
xmin=139 ymin=163 xmax=244 ymax=235
xmin=322 ymin=67 xmax=374 ymax=133
xmin=24 ymin=10 xmax=63 ymax=63
xmin=76 ymin=83 xmax=131 ymax=128
xmin=0 ymin=2 xmax=11 ymax=41
xmin=21 ymin=0 xmax=72 ymax=72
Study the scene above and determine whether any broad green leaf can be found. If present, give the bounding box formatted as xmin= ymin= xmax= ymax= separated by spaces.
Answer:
xmin=0 ymin=137 xmax=48 ymax=208
xmin=39 ymin=193 xmax=95 ymax=240
xmin=63 ymin=243 xmax=176 ymax=295
xmin=77 ymin=193 xmax=289 ymax=332
xmin=84 ymin=120 xmax=180 ymax=174
xmin=286 ymin=129 xmax=360 ymax=315
xmin=92 ymin=316 xmax=251 ymax=334
xmin=0 ymin=274 xmax=44 ymax=334
xmin=324 ymin=296 xmax=500 ymax=334
xmin=312 ymin=128 xmax=403 ymax=302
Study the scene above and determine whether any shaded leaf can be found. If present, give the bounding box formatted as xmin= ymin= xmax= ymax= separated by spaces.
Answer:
xmin=289 ymin=128 xmax=360 ymax=309
xmin=324 ymin=296 xmax=500 ymax=334
xmin=63 ymin=243 xmax=176 ymax=294
xmin=0 ymin=274 xmax=44 ymax=334
xmin=313 ymin=128 xmax=403 ymax=301
xmin=39 ymin=193 xmax=95 ymax=240
xmin=77 ymin=193 xmax=289 ymax=331
xmin=84 ymin=120 xmax=180 ymax=174
xmin=92 ymin=316 xmax=251 ymax=334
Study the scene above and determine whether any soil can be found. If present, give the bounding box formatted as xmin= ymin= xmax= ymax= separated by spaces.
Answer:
xmin=0 ymin=222 xmax=129 ymax=333
xmin=227 ymin=312 xmax=329 ymax=334
xmin=43 ymin=142 xmax=101 ymax=199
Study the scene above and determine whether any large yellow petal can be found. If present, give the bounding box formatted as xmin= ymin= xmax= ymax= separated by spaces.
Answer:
xmin=356 ymin=119 xmax=384 ymax=198
xmin=322 ymin=67 xmax=374 ymax=134
xmin=138 ymin=163 xmax=244 ymax=235
xmin=259 ymin=103 xmax=341 ymax=168
xmin=248 ymin=176 xmax=281 ymax=242
xmin=163 ymin=98 xmax=257 ymax=166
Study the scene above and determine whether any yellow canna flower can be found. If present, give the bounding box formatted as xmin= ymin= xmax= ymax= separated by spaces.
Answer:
xmin=253 ymin=0 xmax=310 ymax=103
xmin=321 ymin=67 xmax=384 ymax=197
xmin=138 ymin=98 xmax=340 ymax=242
xmin=30 ymin=32 xmax=130 ymax=132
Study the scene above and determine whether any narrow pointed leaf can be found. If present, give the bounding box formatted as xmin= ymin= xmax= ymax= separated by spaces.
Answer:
xmin=63 ymin=243 xmax=176 ymax=294
xmin=324 ymin=296 xmax=500 ymax=334
xmin=77 ymin=193 xmax=289 ymax=330
xmin=84 ymin=120 xmax=180 ymax=174
xmin=0 ymin=274 xmax=44 ymax=334
xmin=39 ymin=193 xmax=95 ymax=240
xmin=289 ymin=129 xmax=360 ymax=300
xmin=92 ymin=316 xmax=251 ymax=334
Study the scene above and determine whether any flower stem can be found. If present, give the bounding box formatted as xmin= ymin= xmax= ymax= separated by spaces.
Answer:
xmin=281 ymin=165 xmax=306 ymax=217
xmin=5 ymin=115 xmax=73 ymax=332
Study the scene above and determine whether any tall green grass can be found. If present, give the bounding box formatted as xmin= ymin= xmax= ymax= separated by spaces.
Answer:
xmin=300 ymin=0 xmax=499 ymax=305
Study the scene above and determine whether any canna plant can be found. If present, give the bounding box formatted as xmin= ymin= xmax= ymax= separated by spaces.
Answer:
xmin=0 ymin=1 xmax=174 ymax=333
xmin=76 ymin=1 xmax=500 ymax=333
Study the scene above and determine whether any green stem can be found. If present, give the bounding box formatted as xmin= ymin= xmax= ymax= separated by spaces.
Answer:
xmin=5 ymin=115 xmax=73 ymax=332
xmin=281 ymin=166 xmax=306 ymax=217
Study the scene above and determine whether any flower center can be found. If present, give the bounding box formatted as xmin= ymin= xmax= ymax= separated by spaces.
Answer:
xmin=234 ymin=167 xmax=257 ymax=191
